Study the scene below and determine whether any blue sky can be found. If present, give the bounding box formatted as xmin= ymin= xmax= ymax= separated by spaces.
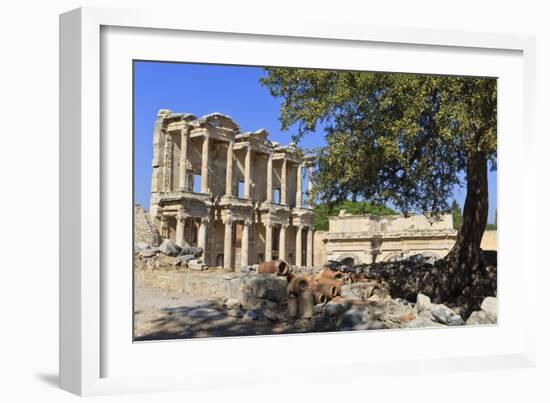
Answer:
xmin=134 ymin=61 xmax=497 ymax=223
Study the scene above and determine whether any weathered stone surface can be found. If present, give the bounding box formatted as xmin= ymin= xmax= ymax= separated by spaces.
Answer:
xmin=480 ymin=297 xmax=497 ymax=321
xmin=224 ymin=298 xmax=241 ymax=310
xmin=243 ymin=275 xmax=287 ymax=303
xmin=173 ymin=254 xmax=195 ymax=267
xmin=340 ymin=284 xmax=366 ymax=300
xmin=340 ymin=307 xmax=369 ymax=330
xmin=159 ymin=239 xmax=181 ymax=256
xmin=466 ymin=310 xmax=495 ymax=325
xmin=179 ymin=246 xmax=203 ymax=258
xmin=430 ymin=304 xmax=465 ymax=326
xmin=416 ymin=293 xmax=432 ymax=312
xmin=188 ymin=259 xmax=207 ymax=271
xmin=322 ymin=300 xmax=349 ymax=317
xmin=134 ymin=204 xmax=161 ymax=247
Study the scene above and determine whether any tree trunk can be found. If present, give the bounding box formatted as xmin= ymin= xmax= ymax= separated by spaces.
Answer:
xmin=444 ymin=150 xmax=489 ymax=299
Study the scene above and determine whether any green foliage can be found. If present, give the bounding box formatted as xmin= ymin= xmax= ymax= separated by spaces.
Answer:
xmin=313 ymin=201 xmax=396 ymax=231
xmin=260 ymin=69 xmax=497 ymax=216
xmin=450 ymin=199 xmax=463 ymax=230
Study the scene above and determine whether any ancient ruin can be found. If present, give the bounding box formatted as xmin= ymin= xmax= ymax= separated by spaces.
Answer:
xmin=148 ymin=110 xmax=315 ymax=271
xmin=145 ymin=110 xmax=462 ymax=271
xmin=133 ymin=110 xmax=497 ymax=340
xmin=315 ymin=211 xmax=457 ymax=266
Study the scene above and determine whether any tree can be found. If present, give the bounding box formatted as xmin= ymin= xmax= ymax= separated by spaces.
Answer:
xmin=261 ymin=69 xmax=496 ymax=301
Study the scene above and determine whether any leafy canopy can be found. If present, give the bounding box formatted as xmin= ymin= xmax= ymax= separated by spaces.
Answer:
xmin=260 ymin=69 xmax=497 ymax=215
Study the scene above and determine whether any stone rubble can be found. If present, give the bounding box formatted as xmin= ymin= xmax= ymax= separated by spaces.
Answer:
xmin=135 ymin=242 xmax=498 ymax=336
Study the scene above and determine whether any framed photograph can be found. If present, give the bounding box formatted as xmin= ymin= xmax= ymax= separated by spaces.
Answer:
xmin=60 ymin=6 xmax=537 ymax=396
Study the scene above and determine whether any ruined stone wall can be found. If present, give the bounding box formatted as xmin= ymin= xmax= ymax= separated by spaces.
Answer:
xmin=329 ymin=213 xmax=454 ymax=233
xmin=134 ymin=204 xmax=161 ymax=247
xmin=313 ymin=230 xmax=328 ymax=266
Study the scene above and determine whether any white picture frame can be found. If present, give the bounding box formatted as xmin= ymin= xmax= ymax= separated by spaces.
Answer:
xmin=60 ymin=6 xmax=537 ymax=396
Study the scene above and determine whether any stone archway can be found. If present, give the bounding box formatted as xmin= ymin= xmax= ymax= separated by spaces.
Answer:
xmin=337 ymin=253 xmax=362 ymax=266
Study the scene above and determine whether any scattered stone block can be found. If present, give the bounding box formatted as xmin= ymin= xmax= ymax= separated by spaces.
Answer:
xmin=430 ymin=304 xmax=465 ymax=326
xmin=158 ymin=239 xmax=181 ymax=256
xmin=416 ymin=293 xmax=432 ymax=312
xmin=466 ymin=310 xmax=495 ymax=325
xmin=340 ymin=307 xmax=369 ymax=330
xmin=480 ymin=296 xmax=497 ymax=322
xmin=188 ymin=259 xmax=207 ymax=271
xmin=224 ymin=298 xmax=241 ymax=310
xmin=322 ymin=300 xmax=347 ymax=317
xmin=340 ymin=284 xmax=366 ymax=300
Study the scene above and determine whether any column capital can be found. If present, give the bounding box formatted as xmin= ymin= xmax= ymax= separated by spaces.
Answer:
xmin=181 ymin=124 xmax=191 ymax=135
xmin=222 ymin=216 xmax=234 ymax=225
xmin=243 ymin=218 xmax=253 ymax=227
xmin=201 ymin=216 xmax=211 ymax=224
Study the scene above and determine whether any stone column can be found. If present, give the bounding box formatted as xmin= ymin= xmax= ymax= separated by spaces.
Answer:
xmin=265 ymin=223 xmax=273 ymax=261
xmin=198 ymin=218 xmax=208 ymax=260
xmin=307 ymin=165 xmax=314 ymax=206
xmin=266 ymin=153 xmax=273 ymax=203
xmin=149 ymin=113 xmax=166 ymax=218
xmin=279 ymin=224 xmax=287 ymax=262
xmin=296 ymin=163 xmax=303 ymax=207
xmin=160 ymin=216 xmax=169 ymax=239
xmin=200 ymin=134 xmax=210 ymax=193
xmin=306 ymin=226 xmax=313 ymax=267
xmin=175 ymin=214 xmax=186 ymax=247
xmin=295 ymin=225 xmax=303 ymax=267
xmin=241 ymin=220 xmax=250 ymax=267
xmin=244 ymin=146 xmax=252 ymax=199
xmin=178 ymin=126 xmax=189 ymax=191
xmin=225 ymin=140 xmax=234 ymax=197
xmin=223 ymin=218 xmax=233 ymax=270
xmin=163 ymin=134 xmax=173 ymax=191
xmin=281 ymin=158 xmax=287 ymax=205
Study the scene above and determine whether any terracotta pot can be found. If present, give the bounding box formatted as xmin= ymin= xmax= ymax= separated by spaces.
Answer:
xmin=314 ymin=291 xmax=328 ymax=304
xmin=317 ymin=276 xmax=343 ymax=291
xmin=257 ymin=260 xmax=289 ymax=275
xmin=298 ymin=289 xmax=314 ymax=318
xmin=287 ymin=296 xmax=299 ymax=318
xmin=288 ymin=275 xmax=309 ymax=296
xmin=316 ymin=283 xmax=337 ymax=298
xmin=320 ymin=269 xmax=343 ymax=280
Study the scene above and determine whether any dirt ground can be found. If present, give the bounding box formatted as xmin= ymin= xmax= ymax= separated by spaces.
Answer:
xmin=134 ymin=281 xmax=306 ymax=341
